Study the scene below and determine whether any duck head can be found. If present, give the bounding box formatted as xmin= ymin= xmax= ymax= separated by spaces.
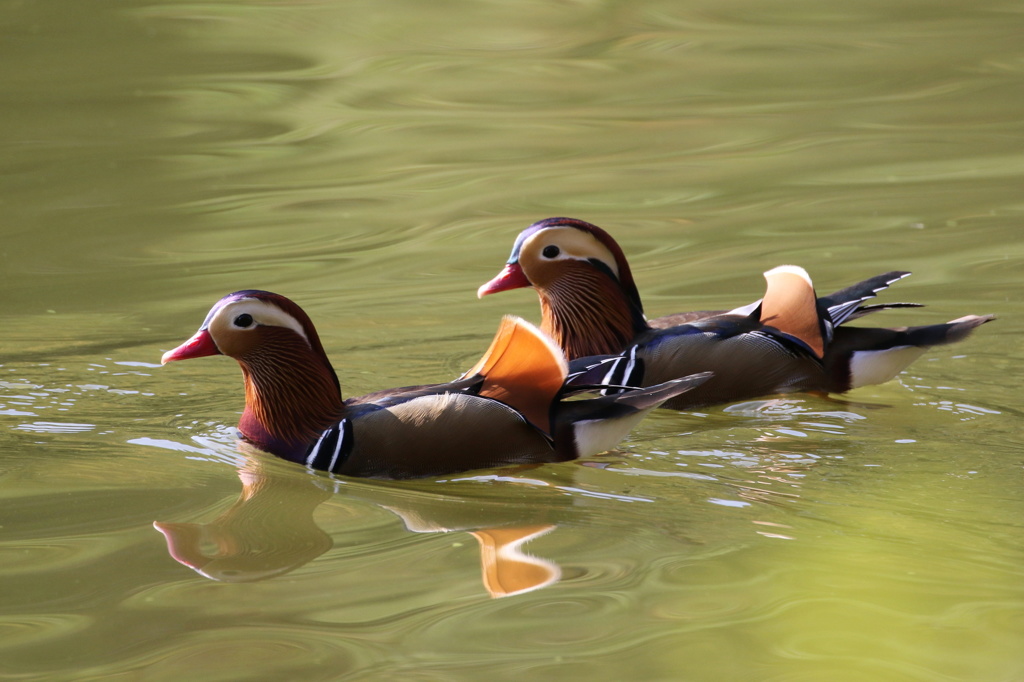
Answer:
xmin=161 ymin=290 xmax=344 ymax=462
xmin=477 ymin=218 xmax=649 ymax=359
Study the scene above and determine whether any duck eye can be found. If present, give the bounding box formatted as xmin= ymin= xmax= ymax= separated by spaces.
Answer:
xmin=542 ymin=245 xmax=560 ymax=258
xmin=233 ymin=313 xmax=254 ymax=328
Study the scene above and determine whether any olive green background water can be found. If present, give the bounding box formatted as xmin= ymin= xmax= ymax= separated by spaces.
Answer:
xmin=1 ymin=1 xmax=1022 ymax=680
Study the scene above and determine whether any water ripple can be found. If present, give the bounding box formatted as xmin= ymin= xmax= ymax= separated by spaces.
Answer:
xmin=0 ymin=615 xmax=93 ymax=651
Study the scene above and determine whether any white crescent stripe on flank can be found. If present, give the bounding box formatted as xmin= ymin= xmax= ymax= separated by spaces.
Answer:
xmin=306 ymin=427 xmax=332 ymax=467
xmin=600 ymin=345 xmax=638 ymax=393
xmin=328 ymin=420 xmax=349 ymax=472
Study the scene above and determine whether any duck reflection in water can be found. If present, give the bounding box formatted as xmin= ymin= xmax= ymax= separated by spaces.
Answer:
xmin=154 ymin=448 xmax=569 ymax=598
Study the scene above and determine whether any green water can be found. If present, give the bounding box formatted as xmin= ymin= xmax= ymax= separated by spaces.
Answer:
xmin=2 ymin=0 xmax=1022 ymax=679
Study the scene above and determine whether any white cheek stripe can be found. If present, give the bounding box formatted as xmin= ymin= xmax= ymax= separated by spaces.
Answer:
xmin=209 ymin=298 xmax=311 ymax=345
xmin=522 ymin=226 xmax=621 ymax=279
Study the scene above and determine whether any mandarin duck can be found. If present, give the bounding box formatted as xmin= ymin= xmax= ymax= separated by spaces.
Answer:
xmin=478 ymin=217 xmax=994 ymax=408
xmin=160 ymin=290 xmax=709 ymax=479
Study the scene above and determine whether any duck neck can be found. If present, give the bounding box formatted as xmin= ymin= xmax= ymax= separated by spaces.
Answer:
xmin=539 ymin=264 xmax=650 ymax=359
xmin=236 ymin=330 xmax=345 ymax=462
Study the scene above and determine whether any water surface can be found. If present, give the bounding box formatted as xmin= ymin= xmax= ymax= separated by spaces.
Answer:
xmin=1 ymin=0 xmax=1022 ymax=680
